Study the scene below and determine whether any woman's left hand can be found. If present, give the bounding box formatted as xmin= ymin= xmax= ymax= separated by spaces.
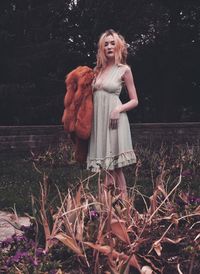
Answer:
xmin=109 ymin=108 xmax=120 ymax=129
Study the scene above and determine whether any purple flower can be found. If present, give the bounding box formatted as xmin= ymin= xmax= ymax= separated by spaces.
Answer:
xmin=26 ymin=239 xmax=36 ymax=249
xmin=182 ymin=169 xmax=192 ymax=178
xmin=49 ymin=270 xmax=57 ymax=274
xmin=12 ymin=251 xmax=28 ymax=262
xmin=89 ymin=210 xmax=99 ymax=220
xmin=20 ymin=224 xmax=36 ymax=240
xmin=12 ymin=234 xmax=26 ymax=242
xmin=188 ymin=195 xmax=200 ymax=205
xmin=29 ymin=256 xmax=39 ymax=266
xmin=36 ymin=247 xmax=44 ymax=256
xmin=20 ymin=225 xmax=31 ymax=232
xmin=5 ymin=250 xmax=40 ymax=267
xmin=1 ymin=237 xmax=13 ymax=248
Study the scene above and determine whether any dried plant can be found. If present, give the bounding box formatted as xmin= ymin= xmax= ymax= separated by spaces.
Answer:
xmin=1 ymin=143 xmax=200 ymax=273
xmin=28 ymin=160 xmax=200 ymax=273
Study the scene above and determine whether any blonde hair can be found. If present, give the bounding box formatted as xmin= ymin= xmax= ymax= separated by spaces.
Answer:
xmin=96 ymin=29 xmax=128 ymax=71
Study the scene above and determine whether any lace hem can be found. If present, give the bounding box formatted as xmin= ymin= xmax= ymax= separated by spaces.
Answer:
xmin=87 ymin=151 xmax=136 ymax=172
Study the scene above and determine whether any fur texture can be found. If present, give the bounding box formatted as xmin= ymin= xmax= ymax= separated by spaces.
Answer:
xmin=62 ymin=66 xmax=94 ymax=163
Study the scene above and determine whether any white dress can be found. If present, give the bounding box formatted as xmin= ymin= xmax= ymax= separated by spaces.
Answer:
xmin=87 ymin=64 xmax=136 ymax=172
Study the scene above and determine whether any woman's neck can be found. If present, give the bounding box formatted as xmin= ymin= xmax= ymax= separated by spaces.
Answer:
xmin=103 ymin=61 xmax=115 ymax=69
xmin=105 ymin=59 xmax=115 ymax=68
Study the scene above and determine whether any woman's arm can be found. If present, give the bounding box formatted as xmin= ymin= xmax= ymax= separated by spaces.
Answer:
xmin=109 ymin=67 xmax=138 ymax=129
xmin=119 ymin=67 xmax=138 ymax=112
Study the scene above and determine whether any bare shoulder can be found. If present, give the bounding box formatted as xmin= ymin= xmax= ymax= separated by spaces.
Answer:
xmin=118 ymin=64 xmax=132 ymax=80
xmin=120 ymin=64 xmax=132 ymax=73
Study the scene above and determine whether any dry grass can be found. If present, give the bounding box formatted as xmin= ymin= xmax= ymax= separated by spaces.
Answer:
xmin=1 ymin=142 xmax=200 ymax=273
xmin=30 ymin=159 xmax=200 ymax=273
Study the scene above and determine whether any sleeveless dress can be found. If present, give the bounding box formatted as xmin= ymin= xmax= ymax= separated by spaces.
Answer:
xmin=87 ymin=64 xmax=136 ymax=172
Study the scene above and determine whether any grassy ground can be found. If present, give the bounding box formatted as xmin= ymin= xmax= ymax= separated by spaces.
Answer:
xmin=0 ymin=151 xmax=85 ymax=213
xmin=0 ymin=153 xmax=141 ymax=214
xmin=0 ymin=142 xmax=199 ymax=214
xmin=0 ymin=142 xmax=200 ymax=273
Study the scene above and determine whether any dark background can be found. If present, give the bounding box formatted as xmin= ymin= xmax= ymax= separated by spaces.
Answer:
xmin=0 ymin=0 xmax=199 ymax=125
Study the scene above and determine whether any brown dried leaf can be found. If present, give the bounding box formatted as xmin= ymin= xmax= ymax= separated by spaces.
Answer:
xmin=67 ymin=191 xmax=73 ymax=211
xmin=152 ymin=240 xmax=162 ymax=256
xmin=74 ymin=184 xmax=82 ymax=207
xmin=138 ymin=255 xmax=161 ymax=272
xmin=162 ymin=237 xmax=184 ymax=244
xmin=12 ymin=266 xmax=23 ymax=274
xmin=178 ymin=191 xmax=188 ymax=204
xmin=119 ymin=254 xmax=135 ymax=274
xmin=114 ymin=204 xmax=122 ymax=216
xmin=67 ymin=211 xmax=78 ymax=227
xmin=102 ymin=188 xmax=112 ymax=208
xmin=194 ymin=233 xmax=200 ymax=242
xmin=84 ymin=242 xmax=140 ymax=270
xmin=162 ymin=213 xmax=179 ymax=225
xmin=177 ymin=263 xmax=184 ymax=274
xmin=141 ymin=265 xmax=153 ymax=274
xmin=55 ymin=233 xmax=83 ymax=256
xmin=107 ymin=258 xmax=120 ymax=274
xmin=55 ymin=270 xmax=63 ymax=274
xmin=111 ymin=219 xmax=130 ymax=244
xmin=39 ymin=210 xmax=51 ymax=245
xmin=84 ymin=242 xmax=112 ymax=255
xmin=194 ymin=205 xmax=200 ymax=214
xmin=76 ymin=214 xmax=84 ymax=242
xmin=157 ymin=183 xmax=168 ymax=198
xmin=148 ymin=190 xmax=158 ymax=215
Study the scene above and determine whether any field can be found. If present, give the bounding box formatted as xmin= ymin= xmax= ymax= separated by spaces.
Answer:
xmin=0 ymin=142 xmax=200 ymax=273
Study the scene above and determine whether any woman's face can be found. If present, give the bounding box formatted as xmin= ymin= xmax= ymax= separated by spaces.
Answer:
xmin=104 ymin=35 xmax=116 ymax=60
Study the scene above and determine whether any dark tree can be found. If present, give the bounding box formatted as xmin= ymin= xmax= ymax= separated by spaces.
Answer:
xmin=0 ymin=0 xmax=199 ymax=125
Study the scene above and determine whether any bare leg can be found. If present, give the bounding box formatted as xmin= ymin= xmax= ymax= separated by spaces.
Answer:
xmin=103 ymin=168 xmax=128 ymax=198
xmin=103 ymin=170 xmax=115 ymax=188
xmin=115 ymin=168 xmax=128 ymax=198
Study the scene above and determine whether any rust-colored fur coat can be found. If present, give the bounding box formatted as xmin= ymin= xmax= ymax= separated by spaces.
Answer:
xmin=62 ymin=66 xmax=94 ymax=163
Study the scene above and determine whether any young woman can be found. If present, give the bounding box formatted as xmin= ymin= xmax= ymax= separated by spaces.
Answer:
xmin=87 ymin=29 xmax=138 ymax=197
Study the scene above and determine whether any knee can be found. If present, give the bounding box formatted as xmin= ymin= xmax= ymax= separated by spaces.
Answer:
xmin=107 ymin=170 xmax=115 ymax=176
xmin=115 ymin=168 xmax=122 ymax=175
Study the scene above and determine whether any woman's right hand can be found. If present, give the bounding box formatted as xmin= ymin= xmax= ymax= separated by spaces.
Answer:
xmin=109 ymin=107 xmax=120 ymax=129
